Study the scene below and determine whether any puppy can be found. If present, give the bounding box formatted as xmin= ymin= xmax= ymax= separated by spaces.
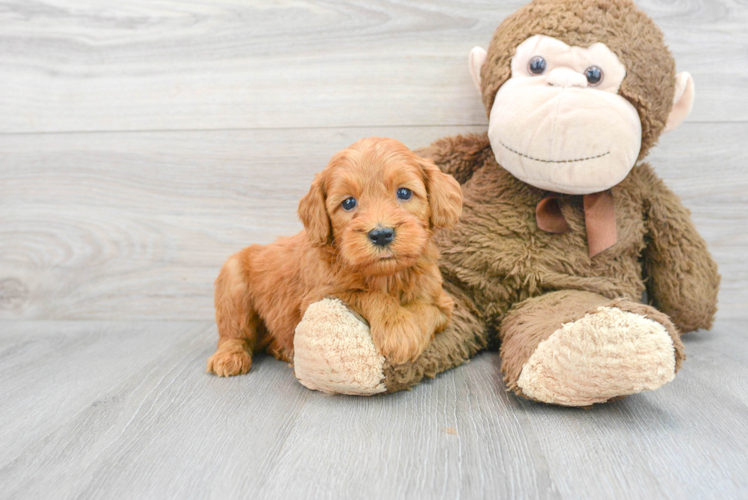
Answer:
xmin=207 ymin=137 xmax=462 ymax=377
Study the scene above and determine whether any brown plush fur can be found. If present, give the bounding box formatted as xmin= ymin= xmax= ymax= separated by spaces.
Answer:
xmin=207 ymin=138 xmax=462 ymax=377
xmin=380 ymin=0 xmax=720 ymax=394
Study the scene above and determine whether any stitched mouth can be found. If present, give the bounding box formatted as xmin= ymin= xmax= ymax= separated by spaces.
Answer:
xmin=500 ymin=141 xmax=610 ymax=164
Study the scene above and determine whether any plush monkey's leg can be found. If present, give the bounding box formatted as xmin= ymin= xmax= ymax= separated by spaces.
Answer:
xmin=293 ymin=288 xmax=487 ymax=395
xmin=500 ymin=290 xmax=685 ymax=406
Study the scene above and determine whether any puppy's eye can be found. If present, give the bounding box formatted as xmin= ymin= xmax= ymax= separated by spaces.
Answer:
xmin=341 ymin=197 xmax=357 ymax=211
xmin=396 ymin=188 xmax=412 ymax=201
xmin=584 ymin=66 xmax=604 ymax=86
xmin=528 ymin=56 xmax=546 ymax=75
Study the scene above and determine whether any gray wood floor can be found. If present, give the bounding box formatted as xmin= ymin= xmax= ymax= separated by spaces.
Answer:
xmin=1 ymin=319 xmax=747 ymax=500
xmin=2 ymin=0 xmax=748 ymax=499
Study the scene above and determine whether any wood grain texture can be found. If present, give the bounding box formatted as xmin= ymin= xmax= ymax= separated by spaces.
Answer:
xmin=0 ymin=0 xmax=746 ymax=134
xmin=1 ymin=319 xmax=746 ymax=500
xmin=1 ymin=2 xmax=746 ymax=499
xmin=1 ymin=123 xmax=745 ymax=321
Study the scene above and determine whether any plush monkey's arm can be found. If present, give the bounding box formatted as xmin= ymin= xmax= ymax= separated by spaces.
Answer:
xmin=641 ymin=167 xmax=720 ymax=333
xmin=415 ymin=133 xmax=492 ymax=184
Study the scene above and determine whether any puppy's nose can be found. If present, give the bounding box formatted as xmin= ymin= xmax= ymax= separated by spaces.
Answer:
xmin=368 ymin=227 xmax=395 ymax=247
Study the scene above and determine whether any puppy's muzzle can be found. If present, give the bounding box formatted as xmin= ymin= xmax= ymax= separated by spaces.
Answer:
xmin=368 ymin=226 xmax=395 ymax=247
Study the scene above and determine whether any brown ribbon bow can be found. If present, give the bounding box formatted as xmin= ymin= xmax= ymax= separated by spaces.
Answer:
xmin=536 ymin=190 xmax=617 ymax=258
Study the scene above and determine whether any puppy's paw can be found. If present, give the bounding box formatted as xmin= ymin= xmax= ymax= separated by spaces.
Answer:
xmin=425 ymin=306 xmax=451 ymax=336
xmin=434 ymin=311 xmax=450 ymax=335
xmin=437 ymin=290 xmax=454 ymax=312
xmin=206 ymin=339 xmax=252 ymax=377
xmin=373 ymin=313 xmax=429 ymax=365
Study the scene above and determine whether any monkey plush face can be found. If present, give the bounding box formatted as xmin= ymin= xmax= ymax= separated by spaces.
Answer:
xmin=487 ymin=35 xmax=641 ymax=194
xmin=469 ymin=0 xmax=695 ymax=195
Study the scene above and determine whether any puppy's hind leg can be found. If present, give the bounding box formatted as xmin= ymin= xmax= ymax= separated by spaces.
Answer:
xmin=207 ymin=249 xmax=260 ymax=377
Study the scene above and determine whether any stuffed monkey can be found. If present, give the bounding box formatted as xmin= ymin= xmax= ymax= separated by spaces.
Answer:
xmin=292 ymin=0 xmax=720 ymax=406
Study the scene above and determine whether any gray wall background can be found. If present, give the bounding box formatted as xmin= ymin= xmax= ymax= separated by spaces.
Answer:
xmin=1 ymin=0 xmax=746 ymax=321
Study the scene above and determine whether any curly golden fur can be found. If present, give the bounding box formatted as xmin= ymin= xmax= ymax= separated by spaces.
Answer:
xmin=207 ymin=137 xmax=462 ymax=376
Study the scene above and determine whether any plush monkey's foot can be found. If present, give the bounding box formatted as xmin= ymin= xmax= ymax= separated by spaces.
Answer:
xmin=294 ymin=298 xmax=386 ymax=395
xmin=515 ymin=306 xmax=679 ymax=406
xmin=206 ymin=338 xmax=253 ymax=377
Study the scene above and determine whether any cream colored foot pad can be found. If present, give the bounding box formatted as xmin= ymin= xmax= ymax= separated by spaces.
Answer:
xmin=517 ymin=307 xmax=676 ymax=406
xmin=294 ymin=298 xmax=386 ymax=396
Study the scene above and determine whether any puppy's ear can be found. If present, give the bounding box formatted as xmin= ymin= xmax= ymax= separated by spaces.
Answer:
xmin=298 ymin=172 xmax=331 ymax=246
xmin=417 ymin=156 xmax=462 ymax=229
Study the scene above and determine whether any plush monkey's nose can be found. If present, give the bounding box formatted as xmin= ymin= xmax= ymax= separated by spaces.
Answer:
xmin=368 ymin=227 xmax=395 ymax=247
xmin=547 ymin=67 xmax=588 ymax=89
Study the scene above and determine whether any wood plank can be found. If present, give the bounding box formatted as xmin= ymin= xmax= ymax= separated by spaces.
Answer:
xmin=1 ymin=125 xmax=486 ymax=321
xmin=0 ymin=321 xmax=311 ymax=498
xmin=255 ymin=356 xmax=558 ymax=500
xmin=1 ymin=123 xmax=744 ymax=320
xmin=0 ymin=0 xmax=746 ymax=134
xmin=0 ymin=321 xmax=215 ymax=465
xmin=0 ymin=319 xmax=746 ymax=499
xmin=520 ymin=324 xmax=748 ymax=499
xmin=648 ymin=124 xmax=748 ymax=321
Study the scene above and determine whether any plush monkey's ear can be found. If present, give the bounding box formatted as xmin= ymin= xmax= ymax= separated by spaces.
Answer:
xmin=298 ymin=172 xmax=331 ymax=246
xmin=417 ymin=157 xmax=462 ymax=229
xmin=469 ymin=47 xmax=488 ymax=91
xmin=664 ymin=72 xmax=695 ymax=133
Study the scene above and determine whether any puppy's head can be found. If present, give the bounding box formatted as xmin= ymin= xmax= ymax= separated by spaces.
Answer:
xmin=298 ymin=137 xmax=462 ymax=276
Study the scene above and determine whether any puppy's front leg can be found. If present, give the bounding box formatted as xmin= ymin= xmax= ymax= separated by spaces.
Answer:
xmin=344 ymin=292 xmax=423 ymax=365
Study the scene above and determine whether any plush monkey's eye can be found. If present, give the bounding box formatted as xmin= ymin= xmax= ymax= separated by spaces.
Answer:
xmin=528 ymin=56 xmax=546 ymax=75
xmin=341 ymin=197 xmax=357 ymax=211
xmin=396 ymin=188 xmax=412 ymax=201
xmin=584 ymin=66 xmax=604 ymax=86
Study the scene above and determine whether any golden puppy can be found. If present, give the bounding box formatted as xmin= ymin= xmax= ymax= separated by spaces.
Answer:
xmin=207 ymin=137 xmax=462 ymax=377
